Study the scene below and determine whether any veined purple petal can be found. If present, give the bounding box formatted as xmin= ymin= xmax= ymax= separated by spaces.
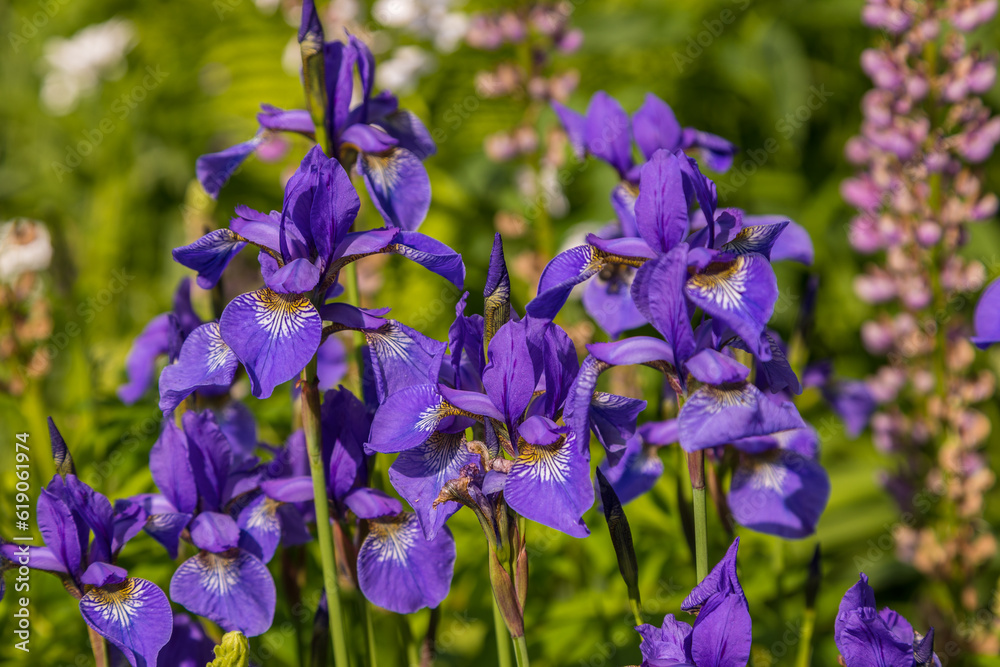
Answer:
xmin=678 ymin=383 xmax=806 ymax=452
xmin=324 ymin=40 xmax=355 ymax=136
xmin=366 ymin=320 xmax=448 ymax=403
xmin=611 ymin=181 xmax=639 ymax=237
xmin=527 ymin=245 xmax=602 ymax=320
xmin=972 ymin=277 xmax=1000 ymax=348
xmin=720 ymin=221 xmax=789 ymax=261
xmin=584 ymin=91 xmax=632 ymax=176
xmin=37 ymin=488 xmax=82 ymax=578
xmin=219 ymin=288 xmax=322 ymax=399
xmin=589 ymin=392 xmax=646 ymax=467
xmin=170 ymin=550 xmax=276 ymax=637
xmin=484 ymin=233 xmax=512 ymax=347
xmin=150 ymin=421 xmax=197 ymax=514
xmin=143 ymin=512 xmax=192 ymax=559
xmin=599 ymin=434 xmax=663 ymax=505
xmin=689 ymin=592 xmax=752 ymax=667
xmin=729 ymin=449 xmax=830 ymax=538
xmin=189 ymin=512 xmax=240 ymax=552
xmin=552 ymin=100 xmax=586 ymax=157
xmin=0 ymin=544 xmax=68 ymax=573
xmin=196 ymin=136 xmax=263 ymax=198
xmin=686 ymin=348 xmax=749 ymax=385
xmin=340 ymin=123 xmax=399 ymax=153
xmin=172 ymin=229 xmax=246 ymax=289
xmin=505 ymin=431 xmax=592 ymax=537
xmin=682 ymin=538 xmax=744 ymax=611
xmin=632 ymin=247 xmax=696 ymax=372
xmin=743 ymin=214 xmax=814 ymax=265
xmin=358 ymin=513 xmax=456 ymax=614
xmin=391 ymin=231 xmax=466 ymax=288
xmin=80 ymin=577 xmax=172 ymax=667
xmin=836 ymin=607 xmax=914 ymax=667
xmin=637 ymin=614 xmax=694 ymax=666
xmin=158 ymin=322 xmax=238 ymax=414
xmin=682 ymin=128 xmax=738 ymax=173
xmin=111 ymin=499 xmax=147 ymax=555
xmin=263 ymin=257 xmax=322 ymax=294
xmin=635 ymin=150 xmax=689 ymax=254
xmin=258 ymin=104 xmax=315 ymax=135
xmin=360 ymin=147 xmax=431 ymax=231
xmin=378 ymin=109 xmax=437 ymax=160
xmin=484 ymin=319 xmax=541 ymax=435
xmin=367 ymin=384 xmax=446 ymax=453
xmin=530 ymin=317 xmax=580 ymax=417
xmin=633 ymin=93 xmax=683 ymax=160
xmin=118 ymin=313 xmax=173 ymax=404
xmin=685 ymin=255 xmax=778 ymax=359
xmin=182 ymin=411 xmax=232 ymax=512
xmin=237 ymin=495 xmax=284 ymax=563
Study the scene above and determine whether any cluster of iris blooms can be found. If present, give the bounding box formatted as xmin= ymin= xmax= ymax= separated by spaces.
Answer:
xmin=0 ymin=2 xmax=949 ymax=666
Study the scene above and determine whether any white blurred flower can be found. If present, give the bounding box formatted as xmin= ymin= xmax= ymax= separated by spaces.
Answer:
xmin=0 ymin=220 xmax=53 ymax=284
xmin=376 ymin=46 xmax=434 ymax=94
xmin=40 ymin=18 xmax=136 ymax=116
xmin=372 ymin=0 xmax=468 ymax=53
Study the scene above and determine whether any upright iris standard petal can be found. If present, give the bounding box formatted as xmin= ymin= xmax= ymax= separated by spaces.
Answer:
xmin=37 ymin=488 xmax=83 ymax=577
xmin=689 ymin=592 xmax=753 ymax=667
xmin=196 ymin=136 xmax=263 ymax=198
xmin=149 ymin=421 xmax=198 ymax=514
xmin=632 ymin=93 xmax=683 ymax=160
xmin=172 ymin=229 xmax=247 ymax=289
xmin=551 ymin=100 xmax=586 ymax=157
xmin=681 ymin=538 xmax=745 ymax=611
xmin=220 ymin=288 xmax=322 ymax=399
xmin=684 ymin=254 xmax=779 ymax=359
xmin=729 ymin=448 xmax=830 ymax=538
xmin=584 ymin=91 xmax=633 ymax=177
xmin=118 ymin=313 xmax=174 ymax=404
xmin=484 ymin=233 xmax=512 ymax=347
xmin=170 ymin=549 xmax=276 ymax=637
xmin=358 ymin=512 xmax=457 ymax=614
xmin=391 ymin=231 xmax=466 ymax=289
xmin=389 ymin=433 xmax=478 ymax=539
xmin=679 ymin=383 xmax=806 ymax=452
xmin=632 ymin=246 xmax=696 ymax=370
xmin=79 ymin=577 xmax=172 ymax=667
xmin=483 ymin=319 xmax=541 ymax=437
xmin=972 ymin=277 xmax=1000 ymax=348
xmin=158 ymin=323 xmax=239 ymax=414
xmin=527 ymin=245 xmax=602 ymax=319
xmin=634 ymin=151 xmax=690 ymax=253
xmin=359 ymin=147 xmax=431 ymax=231
xmin=505 ymin=429 xmax=593 ymax=537
xmin=837 ymin=608 xmax=915 ymax=667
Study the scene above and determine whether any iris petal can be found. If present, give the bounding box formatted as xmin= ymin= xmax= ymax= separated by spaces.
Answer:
xmin=526 ymin=245 xmax=602 ymax=320
xmin=170 ymin=549 xmax=276 ymax=637
xmin=158 ymin=323 xmax=239 ymax=414
xmin=80 ymin=577 xmax=172 ymax=667
xmin=678 ymin=383 xmax=806 ymax=452
xmin=220 ymin=288 xmax=322 ymax=399
xmin=359 ymin=147 xmax=431 ymax=231
xmin=728 ymin=449 xmax=830 ymax=538
xmin=358 ymin=512 xmax=456 ymax=614
xmin=172 ymin=229 xmax=247 ymax=289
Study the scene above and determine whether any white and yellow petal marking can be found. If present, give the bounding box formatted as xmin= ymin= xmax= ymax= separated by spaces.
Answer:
xmin=252 ymin=289 xmax=317 ymax=339
xmin=366 ymin=514 xmax=418 ymax=564
xmin=84 ymin=578 xmax=147 ymax=627
xmin=686 ymin=256 xmax=751 ymax=312
xmin=516 ymin=438 xmax=572 ymax=484
xmin=721 ymin=224 xmax=785 ymax=257
xmin=195 ymin=551 xmax=243 ymax=596
xmin=700 ymin=385 xmax=754 ymax=414
xmin=744 ymin=451 xmax=789 ymax=492
xmin=204 ymin=322 xmax=235 ymax=372
xmin=361 ymin=151 xmax=402 ymax=189
xmin=246 ymin=497 xmax=282 ymax=534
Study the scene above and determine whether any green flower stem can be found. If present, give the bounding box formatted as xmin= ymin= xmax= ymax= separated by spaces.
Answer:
xmin=513 ymin=635 xmax=530 ymax=667
xmin=794 ymin=608 xmax=816 ymax=667
xmin=493 ymin=600 xmax=513 ymax=667
xmin=87 ymin=626 xmax=109 ymax=667
xmin=687 ymin=450 xmax=709 ymax=583
xmin=363 ymin=597 xmax=378 ymax=667
xmin=301 ymin=361 xmax=351 ymax=667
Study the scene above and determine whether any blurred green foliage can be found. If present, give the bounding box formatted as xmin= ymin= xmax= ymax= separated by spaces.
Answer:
xmin=1 ymin=0 xmax=999 ymax=665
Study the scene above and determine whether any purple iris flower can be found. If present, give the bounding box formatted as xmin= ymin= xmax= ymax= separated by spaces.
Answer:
xmin=366 ymin=238 xmax=634 ymax=540
xmin=139 ymin=409 xmax=278 ymax=637
xmin=636 ymin=538 xmax=752 ymax=667
xmin=173 ymin=146 xmax=464 ymax=399
xmin=197 ymin=0 xmax=436 ymax=231
xmin=836 ymin=574 xmax=940 ymax=666
xmin=552 ymin=91 xmax=739 ymax=179
xmin=0 ymin=422 xmax=170 ymax=667
xmin=157 ymin=613 xmax=217 ymax=667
